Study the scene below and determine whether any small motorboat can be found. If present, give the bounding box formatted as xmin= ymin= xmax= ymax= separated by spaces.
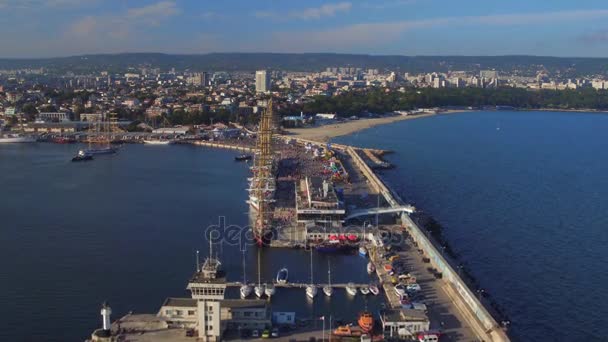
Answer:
xmin=254 ymin=284 xmax=266 ymax=298
xmin=306 ymin=284 xmax=317 ymax=299
xmin=265 ymin=283 xmax=276 ymax=297
xmin=360 ymin=285 xmax=370 ymax=295
xmin=276 ymin=268 xmax=288 ymax=284
xmin=346 ymin=283 xmax=358 ymax=296
xmin=235 ymin=154 xmax=252 ymax=161
xmin=369 ymin=284 xmax=380 ymax=296
xmin=367 ymin=262 xmax=375 ymax=274
xmin=240 ymin=284 xmax=252 ymax=298
xmin=357 ymin=311 xmax=374 ymax=333
xmin=72 ymin=150 xmax=93 ymax=162
xmin=359 ymin=246 xmax=368 ymax=257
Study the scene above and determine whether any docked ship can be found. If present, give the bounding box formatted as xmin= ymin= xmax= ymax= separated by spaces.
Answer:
xmin=248 ymin=100 xmax=276 ymax=246
xmin=143 ymin=139 xmax=173 ymax=145
xmin=0 ymin=117 xmax=36 ymax=143
xmin=85 ymin=114 xmax=118 ymax=155
xmin=0 ymin=134 xmax=36 ymax=143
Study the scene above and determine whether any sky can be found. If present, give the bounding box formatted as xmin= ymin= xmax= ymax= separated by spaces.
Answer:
xmin=2 ymin=0 xmax=608 ymax=58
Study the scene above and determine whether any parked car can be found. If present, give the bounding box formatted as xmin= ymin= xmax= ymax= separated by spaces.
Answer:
xmin=252 ymin=330 xmax=260 ymax=338
xmin=262 ymin=329 xmax=271 ymax=338
xmin=271 ymin=328 xmax=279 ymax=337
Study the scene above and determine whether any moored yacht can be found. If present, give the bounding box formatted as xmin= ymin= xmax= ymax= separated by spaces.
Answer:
xmin=346 ymin=283 xmax=358 ymax=296
xmin=265 ymin=283 xmax=276 ymax=297
xmin=240 ymin=284 xmax=252 ymax=298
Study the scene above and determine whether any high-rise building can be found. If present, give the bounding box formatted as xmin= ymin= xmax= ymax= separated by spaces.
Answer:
xmin=255 ymin=70 xmax=271 ymax=93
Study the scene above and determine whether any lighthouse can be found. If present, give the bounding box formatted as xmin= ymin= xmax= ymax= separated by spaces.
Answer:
xmin=101 ymin=302 xmax=112 ymax=331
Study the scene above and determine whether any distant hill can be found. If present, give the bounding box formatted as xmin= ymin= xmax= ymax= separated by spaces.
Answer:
xmin=1 ymin=53 xmax=607 ymax=77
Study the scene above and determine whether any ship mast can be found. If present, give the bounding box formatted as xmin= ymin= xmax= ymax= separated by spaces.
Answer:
xmin=252 ymin=99 xmax=275 ymax=245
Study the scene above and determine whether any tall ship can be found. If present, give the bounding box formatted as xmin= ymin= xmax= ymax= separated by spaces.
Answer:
xmin=247 ymin=99 xmax=276 ymax=246
xmin=85 ymin=113 xmax=117 ymax=154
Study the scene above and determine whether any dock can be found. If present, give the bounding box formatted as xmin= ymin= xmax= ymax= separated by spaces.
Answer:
xmin=225 ymin=282 xmax=371 ymax=289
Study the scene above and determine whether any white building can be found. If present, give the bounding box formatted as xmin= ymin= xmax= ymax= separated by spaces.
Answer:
xmin=255 ymin=70 xmax=271 ymax=93
xmin=380 ymin=309 xmax=430 ymax=339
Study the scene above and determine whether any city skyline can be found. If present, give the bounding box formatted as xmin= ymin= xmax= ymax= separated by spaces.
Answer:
xmin=3 ymin=0 xmax=608 ymax=58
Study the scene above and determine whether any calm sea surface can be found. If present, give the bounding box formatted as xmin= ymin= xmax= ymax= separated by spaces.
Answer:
xmin=0 ymin=144 xmax=379 ymax=341
xmin=335 ymin=111 xmax=608 ymax=341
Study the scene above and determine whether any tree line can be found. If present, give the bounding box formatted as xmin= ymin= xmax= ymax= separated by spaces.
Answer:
xmin=298 ymin=87 xmax=608 ymax=117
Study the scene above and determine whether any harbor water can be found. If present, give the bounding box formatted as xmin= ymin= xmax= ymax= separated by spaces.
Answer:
xmin=335 ymin=110 xmax=608 ymax=341
xmin=0 ymin=144 xmax=381 ymax=341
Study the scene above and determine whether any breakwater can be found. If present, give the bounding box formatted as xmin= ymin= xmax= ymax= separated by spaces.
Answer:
xmin=346 ymin=146 xmax=510 ymax=342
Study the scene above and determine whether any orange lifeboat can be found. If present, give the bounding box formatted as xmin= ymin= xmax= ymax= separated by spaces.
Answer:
xmin=358 ymin=311 xmax=374 ymax=333
xmin=333 ymin=324 xmax=362 ymax=337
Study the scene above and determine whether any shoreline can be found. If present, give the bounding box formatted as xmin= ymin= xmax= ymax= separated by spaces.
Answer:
xmin=284 ymin=110 xmax=466 ymax=143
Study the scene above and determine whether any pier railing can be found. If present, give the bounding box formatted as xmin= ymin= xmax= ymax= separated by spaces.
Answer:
xmin=346 ymin=146 xmax=510 ymax=342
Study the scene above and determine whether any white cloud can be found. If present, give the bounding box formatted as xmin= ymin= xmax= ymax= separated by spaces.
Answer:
xmin=0 ymin=0 xmax=96 ymax=9
xmin=64 ymin=1 xmax=180 ymax=46
xmin=267 ymin=9 xmax=608 ymax=51
xmin=254 ymin=2 xmax=352 ymax=20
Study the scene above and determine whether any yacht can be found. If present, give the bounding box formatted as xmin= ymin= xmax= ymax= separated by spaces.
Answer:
xmin=323 ymin=260 xmax=333 ymax=297
xmin=240 ymin=284 xmax=252 ymax=298
xmin=306 ymin=248 xmax=317 ymax=299
xmin=254 ymin=284 xmax=266 ymax=298
xmin=359 ymin=246 xmax=368 ymax=257
xmin=367 ymin=262 xmax=375 ymax=274
xmin=369 ymin=284 xmax=380 ymax=296
xmin=306 ymin=284 xmax=318 ymax=299
xmin=346 ymin=283 xmax=358 ymax=296
xmin=265 ymin=283 xmax=276 ymax=297
xmin=240 ymin=250 xmax=251 ymax=298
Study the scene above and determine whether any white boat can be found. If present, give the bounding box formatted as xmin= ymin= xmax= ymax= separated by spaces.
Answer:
xmin=359 ymin=246 xmax=368 ymax=257
xmin=276 ymin=268 xmax=288 ymax=284
xmin=240 ymin=250 xmax=251 ymax=298
xmin=306 ymin=247 xmax=317 ymax=299
xmin=367 ymin=262 xmax=375 ymax=274
xmin=323 ymin=260 xmax=333 ymax=297
xmin=360 ymin=285 xmax=370 ymax=295
xmin=240 ymin=284 xmax=252 ymax=298
xmin=254 ymin=284 xmax=266 ymax=298
xmin=346 ymin=283 xmax=358 ymax=296
xmin=255 ymin=249 xmax=265 ymax=297
xmin=143 ymin=139 xmax=173 ymax=145
xmin=369 ymin=284 xmax=380 ymax=296
xmin=0 ymin=134 xmax=36 ymax=143
xmin=306 ymin=285 xmax=318 ymax=299
xmin=265 ymin=283 xmax=276 ymax=297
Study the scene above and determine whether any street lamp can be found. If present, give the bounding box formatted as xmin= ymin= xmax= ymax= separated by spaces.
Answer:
xmin=457 ymin=264 xmax=464 ymax=277
xmin=477 ymin=289 xmax=485 ymax=301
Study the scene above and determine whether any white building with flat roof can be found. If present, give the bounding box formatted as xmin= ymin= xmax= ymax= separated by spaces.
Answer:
xmin=255 ymin=70 xmax=271 ymax=93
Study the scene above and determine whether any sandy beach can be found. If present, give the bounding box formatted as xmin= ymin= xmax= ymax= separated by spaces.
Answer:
xmin=284 ymin=110 xmax=466 ymax=142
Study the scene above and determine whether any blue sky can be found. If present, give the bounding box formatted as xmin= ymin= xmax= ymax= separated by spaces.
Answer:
xmin=2 ymin=0 xmax=608 ymax=57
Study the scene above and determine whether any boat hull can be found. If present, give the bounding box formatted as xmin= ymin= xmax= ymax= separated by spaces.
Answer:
xmin=85 ymin=147 xmax=117 ymax=155
xmin=143 ymin=140 xmax=172 ymax=145
xmin=0 ymin=136 xmax=36 ymax=143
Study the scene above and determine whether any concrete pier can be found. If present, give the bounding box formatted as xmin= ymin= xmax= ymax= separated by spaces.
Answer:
xmin=347 ymin=145 xmax=510 ymax=342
